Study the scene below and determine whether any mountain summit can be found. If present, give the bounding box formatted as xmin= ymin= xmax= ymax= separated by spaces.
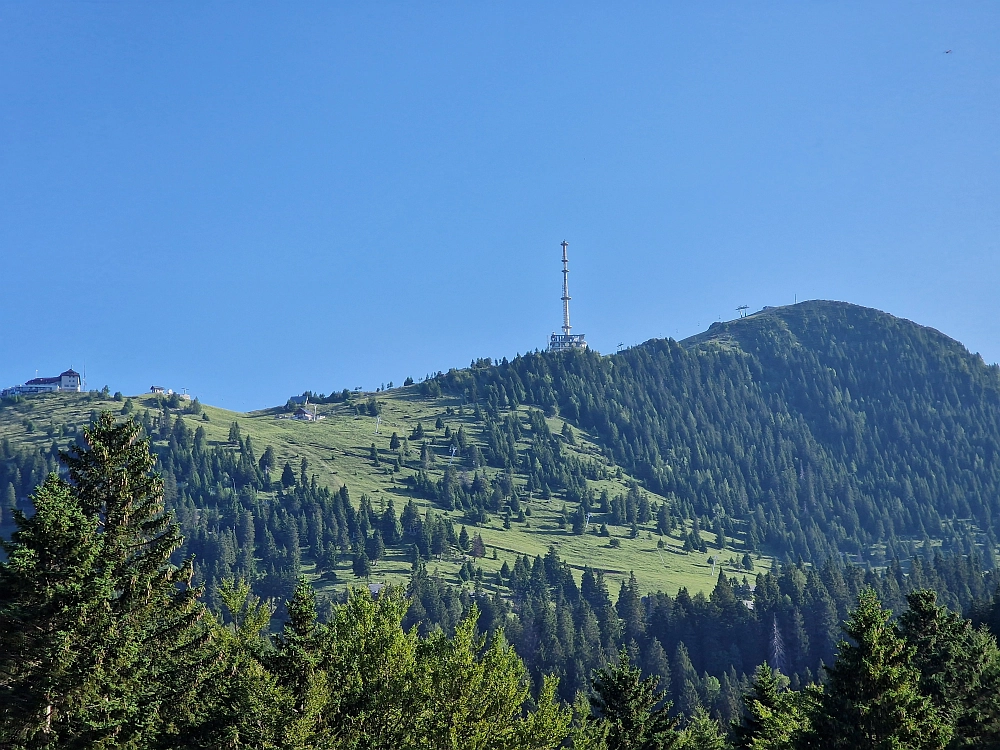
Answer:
xmin=439 ymin=300 xmax=1000 ymax=564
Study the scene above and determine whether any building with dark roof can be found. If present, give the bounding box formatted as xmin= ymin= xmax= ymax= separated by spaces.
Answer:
xmin=2 ymin=369 xmax=82 ymax=397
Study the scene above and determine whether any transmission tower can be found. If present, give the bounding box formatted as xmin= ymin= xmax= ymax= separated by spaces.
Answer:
xmin=548 ymin=241 xmax=587 ymax=352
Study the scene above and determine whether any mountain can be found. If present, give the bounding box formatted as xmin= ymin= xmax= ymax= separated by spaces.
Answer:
xmin=432 ymin=300 xmax=1000 ymax=564
xmin=2 ymin=300 xmax=999 ymax=610
xmin=0 ymin=363 xmax=706 ymax=607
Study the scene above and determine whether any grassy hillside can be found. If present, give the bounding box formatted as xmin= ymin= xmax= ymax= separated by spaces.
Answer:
xmin=11 ymin=299 xmax=992 ymax=605
xmin=429 ymin=301 xmax=1000 ymax=568
xmin=0 ymin=386 xmax=751 ymax=601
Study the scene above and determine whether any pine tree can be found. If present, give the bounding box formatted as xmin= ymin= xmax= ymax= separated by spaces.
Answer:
xmin=679 ymin=708 xmax=728 ymax=749
xmin=415 ymin=608 xmax=570 ymax=748
xmin=381 ymin=499 xmax=403 ymax=545
xmin=202 ymin=578 xmax=295 ymax=748
xmin=471 ymin=533 xmax=486 ymax=558
xmin=0 ymin=475 xmax=102 ymax=744
xmin=366 ymin=529 xmax=385 ymax=564
xmin=273 ymin=578 xmax=325 ymax=714
xmin=0 ymin=413 xmax=212 ymax=747
xmin=258 ymin=445 xmax=276 ymax=474
xmin=657 ymin=503 xmax=670 ymax=536
xmin=810 ymin=588 xmax=951 ymax=750
xmin=589 ymin=647 xmax=681 ymax=750
xmin=459 ymin=525 xmax=471 ymax=552
xmin=62 ymin=413 xmax=211 ymax=740
xmin=898 ymin=589 xmax=1000 ymax=748
xmin=644 ymin=638 xmax=671 ymax=689
xmin=281 ymin=461 xmax=296 ymax=488
xmin=617 ymin=573 xmax=645 ymax=645
xmin=353 ymin=550 xmax=372 ymax=579
xmin=733 ymin=663 xmax=813 ymax=750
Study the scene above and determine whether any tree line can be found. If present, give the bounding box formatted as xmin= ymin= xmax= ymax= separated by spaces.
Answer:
xmin=428 ymin=302 xmax=1000 ymax=565
xmin=6 ymin=414 xmax=1000 ymax=748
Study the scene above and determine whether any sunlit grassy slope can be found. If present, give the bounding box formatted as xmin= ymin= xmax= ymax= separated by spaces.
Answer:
xmin=0 ymin=388 xmax=769 ymax=598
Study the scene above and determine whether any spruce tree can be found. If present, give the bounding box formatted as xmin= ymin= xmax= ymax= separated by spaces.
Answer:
xmin=381 ymin=500 xmax=403 ymax=545
xmin=0 ymin=475 xmax=102 ymax=745
xmin=589 ymin=647 xmax=680 ymax=750
xmin=733 ymin=663 xmax=813 ymax=750
xmin=679 ymin=708 xmax=728 ymax=749
xmin=273 ymin=578 xmax=326 ymax=716
xmin=898 ymin=589 xmax=1000 ymax=748
xmin=353 ymin=550 xmax=372 ymax=579
xmin=64 ymin=413 xmax=211 ymax=743
xmin=810 ymin=588 xmax=950 ymax=750
xmin=366 ymin=529 xmax=385 ymax=563
xmin=281 ymin=461 xmax=296 ymax=488
xmin=458 ymin=525 xmax=471 ymax=552
xmin=0 ymin=413 xmax=211 ymax=748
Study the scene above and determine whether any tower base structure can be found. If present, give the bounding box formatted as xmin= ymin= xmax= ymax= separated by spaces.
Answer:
xmin=548 ymin=333 xmax=588 ymax=352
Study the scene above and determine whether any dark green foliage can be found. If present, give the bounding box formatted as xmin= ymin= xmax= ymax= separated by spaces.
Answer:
xmin=272 ymin=578 xmax=323 ymax=711
xmin=381 ymin=499 xmax=402 ymax=545
xmin=432 ymin=301 xmax=1000 ymax=563
xmin=281 ymin=461 xmax=296 ymax=488
xmin=898 ymin=590 xmax=1000 ymax=748
xmin=5 ymin=417 xmax=1000 ymax=749
xmin=589 ymin=647 xmax=680 ymax=750
xmin=471 ymin=532 xmax=486 ymax=558
xmin=733 ymin=663 xmax=813 ymax=750
xmin=810 ymin=588 xmax=951 ymax=749
xmin=366 ymin=529 xmax=385 ymax=563
xmin=6 ymin=302 xmax=1000 ymax=743
xmin=0 ymin=413 xmax=211 ymax=748
xmin=352 ymin=550 xmax=372 ymax=579
xmin=258 ymin=444 xmax=276 ymax=473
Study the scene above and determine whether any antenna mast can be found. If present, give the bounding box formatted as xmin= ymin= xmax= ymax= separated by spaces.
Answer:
xmin=548 ymin=240 xmax=587 ymax=352
xmin=561 ymin=240 xmax=572 ymax=337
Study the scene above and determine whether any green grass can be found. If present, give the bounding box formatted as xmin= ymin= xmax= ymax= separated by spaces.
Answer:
xmin=0 ymin=389 xmax=769 ymax=599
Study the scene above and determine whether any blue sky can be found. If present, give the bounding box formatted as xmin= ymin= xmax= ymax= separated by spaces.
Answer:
xmin=1 ymin=3 xmax=997 ymax=410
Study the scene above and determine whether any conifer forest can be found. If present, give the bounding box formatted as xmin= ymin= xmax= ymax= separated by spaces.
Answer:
xmin=6 ymin=302 xmax=1000 ymax=748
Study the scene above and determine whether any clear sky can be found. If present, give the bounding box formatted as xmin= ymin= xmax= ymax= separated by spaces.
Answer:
xmin=1 ymin=3 xmax=997 ymax=410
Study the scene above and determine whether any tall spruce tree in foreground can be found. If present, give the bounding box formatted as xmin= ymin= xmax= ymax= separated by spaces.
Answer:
xmin=0 ymin=475 xmax=103 ymax=745
xmin=898 ymin=589 xmax=1000 ymax=749
xmin=807 ymin=588 xmax=950 ymax=750
xmin=0 ymin=412 xmax=211 ymax=749
xmin=589 ymin=647 xmax=680 ymax=750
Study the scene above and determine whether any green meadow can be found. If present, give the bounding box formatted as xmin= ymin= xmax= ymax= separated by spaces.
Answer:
xmin=0 ymin=388 xmax=768 ymax=599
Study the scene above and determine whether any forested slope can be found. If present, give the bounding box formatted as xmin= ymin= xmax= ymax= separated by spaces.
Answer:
xmin=436 ymin=300 xmax=1000 ymax=564
xmin=6 ymin=300 xmax=1000 ymax=730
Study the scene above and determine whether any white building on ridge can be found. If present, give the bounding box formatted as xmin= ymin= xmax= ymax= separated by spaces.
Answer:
xmin=2 ymin=369 xmax=82 ymax=398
